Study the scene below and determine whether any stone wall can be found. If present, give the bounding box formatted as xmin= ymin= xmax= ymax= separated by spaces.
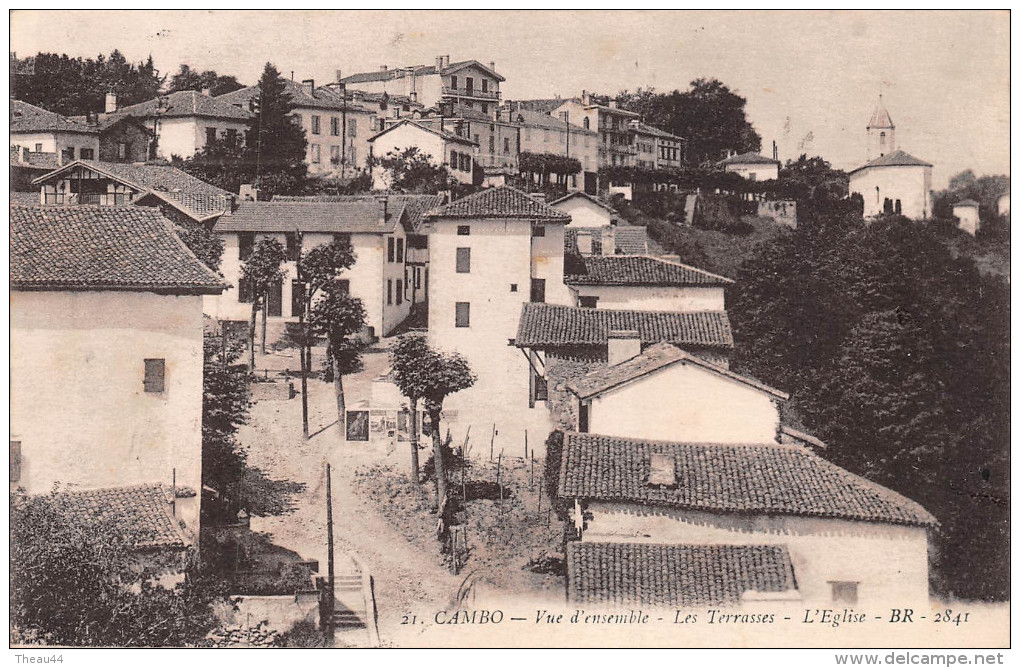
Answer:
xmin=545 ymin=346 xmax=607 ymax=430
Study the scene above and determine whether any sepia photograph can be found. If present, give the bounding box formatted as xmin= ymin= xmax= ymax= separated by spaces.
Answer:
xmin=7 ymin=8 xmax=1011 ymax=656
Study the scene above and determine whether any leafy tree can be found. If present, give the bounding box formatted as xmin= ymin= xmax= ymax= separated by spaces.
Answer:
xmin=375 ymin=147 xmax=451 ymax=193
xmin=10 ymin=491 xmax=225 ymax=646
xmin=518 ymin=151 xmax=582 ymax=188
xmin=416 ymin=347 xmax=475 ymax=504
xmin=388 ymin=333 xmax=433 ymax=484
xmin=169 ymin=64 xmax=244 ymax=96
xmin=933 ymin=169 xmax=1010 ymax=237
xmin=240 ymin=237 xmax=287 ymax=370
xmin=309 ymin=286 xmax=366 ymax=430
xmin=173 ymin=132 xmax=248 ymax=195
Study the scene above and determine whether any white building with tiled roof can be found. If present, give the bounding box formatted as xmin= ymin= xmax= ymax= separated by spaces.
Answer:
xmin=717 ymin=151 xmax=781 ymax=181
xmin=10 ymin=100 xmax=100 ymax=165
xmin=368 ymin=119 xmax=479 ymax=185
xmin=564 ymin=255 xmax=732 ymax=312
xmin=340 ymin=56 xmax=504 ymax=111
xmin=10 ymin=205 xmax=226 ymax=547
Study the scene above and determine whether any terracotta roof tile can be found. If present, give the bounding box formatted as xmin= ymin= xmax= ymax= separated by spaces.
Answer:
xmin=567 ymin=342 xmax=787 ymax=400
xmin=10 ymin=100 xmax=98 ymax=135
xmin=558 ymin=432 xmax=938 ymax=526
xmin=567 ymin=542 xmax=796 ymax=607
xmin=113 ymin=90 xmax=250 ymax=121
xmin=135 ymin=191 xmax=231 ymax=221
xmin=565 ymin=255 xmax=733 ymax=287
xmin=850 ymin=149 xmax=932 ymax=174
xmin=718 ymin=152 xmax=781 ymax=166
xmin=428 ymin=186 xmax=571 ymax=220
xmin=369 ymin=119 xmax=478 ymax=146
xmin=11 ymin=204 xmax=226 ymax=293
xmin=613 ymin=227 xmax=649 ymax=254
xmin=516 ymin=303 xmax=733 ymax=349
xmin=32 ymin=160 xmax=231 ymax=198
xmin=273 ymin=194 xmax=443 ymax=232
xmin=214 ymin=200 xmax=408 ymax=234
xmin=56 ymin=484 xmax=191 ymax=549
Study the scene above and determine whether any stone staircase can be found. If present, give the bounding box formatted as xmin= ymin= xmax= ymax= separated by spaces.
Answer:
xmin=331 ymin=572 xmax=368 ymax=630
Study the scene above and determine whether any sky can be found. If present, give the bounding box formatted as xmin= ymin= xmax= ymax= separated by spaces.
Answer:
xmin=10 ymin=10 xmax=1010 ymax=188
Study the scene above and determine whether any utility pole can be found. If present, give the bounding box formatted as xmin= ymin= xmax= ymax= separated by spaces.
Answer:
xmin=296 ymin=231 xmax=309 ymax=439
xmin=324 ymin=462 xmax=335 ymax=646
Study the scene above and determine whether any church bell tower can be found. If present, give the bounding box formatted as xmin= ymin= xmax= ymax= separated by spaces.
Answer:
xmin=866 ymin=95 xmax=896 ymax=160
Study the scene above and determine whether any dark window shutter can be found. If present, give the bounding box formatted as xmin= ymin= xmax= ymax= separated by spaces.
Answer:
xmin=291 ymin=280 xmax=305 ymax=318
xmin=457 ymin=225 xmax=471 ymax=236
xmin=456 ymin=247 xmax=471 ymax=273
xmin=144 ymin=359 xmax=166 ymax=393
xmin=387 ymin=279 xmax=393 ymax=305
xmin=455 ymin=302 xmax=470 ymax=328
xmin=239 ymin=233 xmax=254 ymax=261
xmin=530 ymin=278 xmax=546 ymax=303
xmin=396 ymin=238 xmax=404 ymax=263
xmin=387 ymin=237 xmax=395 ymax=262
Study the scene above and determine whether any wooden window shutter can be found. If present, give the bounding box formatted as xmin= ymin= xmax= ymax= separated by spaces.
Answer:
xmin=456 ymin=247 xmax=471 ymax=273
xmin=144 ymin=359 xmax=166 ymax=393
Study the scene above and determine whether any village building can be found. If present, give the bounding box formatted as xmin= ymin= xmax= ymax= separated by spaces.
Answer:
xmin=340 ymin=56 xmax=504 ymax=112
xmin=108 ymin=90 xmax=251 ymax=161
xmin=411 ymin=105 xmax=521 ymax=175
xmin=30 ymin=159 xmax=233 ymax=226
xmin=953 ymin=199 xmax=981 ymax=235
xmin=552 ymin=192 xmax=620 ymax=255
xmin=564 ymin=255 xmax=732 ymax=312
xmin=717 ymin=151 xmax=780 ymax=181
xmin=11 ymin=99 xmax=99 ymax=164
xmin=211 ymin=199 xmax=416 ymax=339
xmin=559 ymin=431 xmax=937 ymax=607
xmin=513 ymin=108 xmax=599 ymax=192
xmin=552 ymin=92 xmax=640 ymax=168
xmin=425 ymin=187 xmax=571 ymax=432
xmin=629 ymin=121 xmax=686 ymax=170
xmin=368 ymin=119 xmax=479 ymax=186
xmin=866 ymin=95 xmax=896 ymax=160
xmin=10 ymin=204 xmax=226 ymax=556
xmin=997 ymin=192 xmax=1010 ymax=217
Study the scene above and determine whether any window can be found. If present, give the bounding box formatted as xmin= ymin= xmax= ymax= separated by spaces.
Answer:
xmin=395 ymin=238 xmax=404 ymax=263
xmin=291 ymin=280 xmax=305 ymax=317
xmin=10 ymin=441 xmax=21 ymax=483
xmin=489 ymin=136 xmax=495 ymax=152
xmin=348 ymin=118 xmax=357 ymax=137
xmin=349 ymin=145 xmax=357 ymax=165
xmin=510 ymin=283 xmax=518 ymax=292
xmin=285 ymin=232 xmax=300 ymax=261
xmin=311 ymin=115 xmax=321 ymax=134
xmin=482 ymin=79 xmax=488 ymax=93
xmin=239 ymin=232 xmax=255 ymax=260
xmin=206 ymin=127 xmax=217 ymax=145
xmin=530 ymin=278 xmax=546 ymax=303
xmin=395 ymin=280 xmax=403 ymax=305
xmin=34 ymin=143 xmax=42 ymax=153
xmin=331 ymin=117 xmax=340 ymax=136
xmin=830 ymin=582 xmax=859 ymax=605
xmin=310 ymin=144 xmax=321 ymax=164
xmin=267 ymin=280 xmax=283 ymax=317
xmin=143 ymin=358 xmax=166 ymax=393
xmin=532 ymin=225 xmax=546 ymax=237
xmin=387 ymin=279 xmax=393 ymax=305
xmin=116 ymin=142 xmax=127 ymax=159
xmin=387 ymin=237 xmax=395 ymax=262
xmin=504 ymin=137 xmax=511 ymax=153
xmin=333 ymin=233 xmax=351 ymax=246
xmin=748 ymin=172 xmax=756 ymax=181
xmin=583 ymin=117 xmax=590 ymax=130
xmin=457 ymin=225 xmax=471 ymax=236
xmin=330 ymin=145 xmax=341 ymax=165
xmin=450 ymin=75 xmax=458 ymax=90
xmin=460 ymin=153 xmax=470 ymax=172
xmin=579 ymin=296 xmax=599 ymax=309
xmin=456 ymin=247 xmax=471 ymax=273
xmin=481 ymin=103 xmax=488 ymax=114
xmin=455 ymin=302 xmax=470 ymax=328
xmin=80 ymin=148 xmax=94 ymax=160
xmin=534 ymin=374 xmax=548 ymax=402
xmin=465 ymin=77 xmax=474 ymax=94
xmin=61 ymin=147 xmax=74 ymax=163
xmin=225 ymin=129 xmax=237 ymax=144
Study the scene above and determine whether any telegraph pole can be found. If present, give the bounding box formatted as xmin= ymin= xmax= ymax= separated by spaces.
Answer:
xmin=324 ymin=462 xmax=335 ymax=645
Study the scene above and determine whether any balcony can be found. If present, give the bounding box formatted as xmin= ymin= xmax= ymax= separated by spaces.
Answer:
xmin=441 ymin=86 xmax=501 ymax=101
xmin=43 ymin=192 xmax=131 ymax=206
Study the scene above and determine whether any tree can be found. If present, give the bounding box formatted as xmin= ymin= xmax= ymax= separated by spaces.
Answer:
xmin=419 ymin=347 xmax=475 ymax=504
xmin=388 ymin=333 xmax=433 ymax=484
xmin=169 ymin=64 xmax=244 ymax=96
xmin=293 ymin=239 xmax=358 ymax=438
xmin=240 ymin=237 xmax=287 ymax=370
xmin=309 ymin=286 xmax=366 ymax=430
xmin=10 ymin=491 xmax=225 ymax=646
xmin=376 ymin=147 xmax=451 ymax=193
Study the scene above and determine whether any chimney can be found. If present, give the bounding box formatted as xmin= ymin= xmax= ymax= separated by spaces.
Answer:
xmin=581 ymin=90 xmax=590 ymax=106
xmin=608 ymin=330 xmax=641 ymax=365
xmin=201 ymin=87 xmax=212 ymax=97
xmin=444 ymin=55 xmax=450 ymax=69
xmin=576 ymin=233 xmax=593 ymax=255
xmin=608 ymin=100 xmax=618 ymax=109
xmin=380 ymin=65 xmax=388 ymax=72
xmin=379 ymin=195 xmax=389 ymax=225
xmin=105 ymin=92 xmax=117 ymax=114
xmin=489 ymin=61 xmax=496 ymax=72
xmin=302 ymin=79 xmax=315 ymax=95
xmin=436 ymin=55 xmax=443 ymax=71
xmin=600 ymin=227 xmax=616 ymax=256
xmin=336 ymin=69 xmax=343 ymax=84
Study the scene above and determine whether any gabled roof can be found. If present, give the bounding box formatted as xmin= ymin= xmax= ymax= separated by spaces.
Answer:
xmin=442 ymin=59 xmax=505 ymax=81
xmin=515 ymin=303 xmax=733 ymax=350
xmin=427 ymin=186 xmax=572 ymax=221
xmin=630 ymin=120 xmax=685 ymax=141
xmin=113 ymin=90 xmax=251 ymax=121
xmin=613 ymin=226 xmax=649 ymax=254
xmin=567 ymin=342 xmax=788 ymax=401
xmin=567 ymin=542 xmax=797 ymax=607
xmin=558 ymin=432 xmax=938 ymax=527
xmin=953 ymin=199 xmax=980 ymax=208
xmin=10 ymin=100 xmax=98 ymax=135
xmin=340 ymin=59 xmax=505 ymax=85
xmin=272 ymin=194 xmax=444 ymax=232
xmin=217 ymin=80 xmax=375 ymax=114
xmin=134 ymin=190 xmax=230 ymax=222
xmin=718 ymin=152 xmax=781 ymax=167
xmin=867 ymin=98 xmax=895 ymax=129
xmin=11 ymin=205 xmax=226 ymax=294
xmin=564 ymin=255 xmax=733 ymax=287
xmin=69 ymin=113 xmax=155 ymax=135
xmin=512 ymin=109 xmax=594 ymax=134
xmin=31 ymin=160 xmax=232 ymax=198
xmin=368 ymin=118 xmax=478 ymax=147
xmin=849 ymin=149 xmax=933 ymax=174
xmin=214 ymin=200 xmax=409 ymax=234
xmin=56 ymin=484 xmax=192 ymax=549
xmin=549 ymin=191 xmax=617 ymax=214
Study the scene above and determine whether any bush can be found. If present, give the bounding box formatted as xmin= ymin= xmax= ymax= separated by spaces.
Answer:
xmin=275 ymin=620 xmax=325 ymax=648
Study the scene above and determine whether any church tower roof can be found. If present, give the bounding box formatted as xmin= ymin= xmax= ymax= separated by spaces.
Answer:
xmin=867 ymin=96 xmax=895 ymax=130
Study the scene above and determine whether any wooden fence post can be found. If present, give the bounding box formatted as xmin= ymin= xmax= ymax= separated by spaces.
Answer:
xmin=490 ymin=423 xmax=496 ymax=462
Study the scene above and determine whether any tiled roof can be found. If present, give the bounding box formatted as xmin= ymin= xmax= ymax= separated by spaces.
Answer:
xmin=341 ymin=59 xmax=504 ymax=85
xmin=113 ymin=90 xmax=250 ymax=121
xmin=272 ymin=194 xmax=444 ymax=232
xmin=515 ymin=98 xmax=575 ymax=115
xmin=428 ymin=186 xmax=572 ymax=220
xmin=214 ymin=200 xmax=408 ymax=234
xmin=565 ymin=255 xmax=733 ymax=287
xmin=513 ymin=109 xmax=594 ymax=134
xmin=613 ymin=227 xmax=649 ymax=254
xmin=849 ymin=149 xmax=932 ymax=174
xmin=867 ymin=99 xmax=895 ymax=129
xmin=9 ymin=191 xmax=42 ymax=206
xmin=549 ymin=191 xmax=617 ymax=213
xmin=32 ymin=160 xmax=232 ymax=198
xmin=630 ymin=121 xmax=684 ymax=141
xmin=515 ymin=303 xmax=733 ymax=349
xmin=217 ymin=81 xmax=374 ymax=114
xmin=368 ymin=119 xmax=478 ymax=146
xmin=57 ymin=484 xmax=191 ymax=549
xmin=134 ymin=190 xmax=230 ymax=221
xmin=567 ymin=342 xmax=787 ymax=400
xmin=11 ymin=100 xmax=98 ymax=135
xmin=567 ymin=542 xmax=796 ymax=607
xmin=558 ymin=432 xmax=938 ymax=527
xmin=10 ymin=147 xmax=58 ymax=170
xmin=11 ymin=205 xmax=226 ymax=294
xmin=718 ymin=152 xmax=781 ymax=166
xmin=954 ymin=199 xmax=980 ymax=208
